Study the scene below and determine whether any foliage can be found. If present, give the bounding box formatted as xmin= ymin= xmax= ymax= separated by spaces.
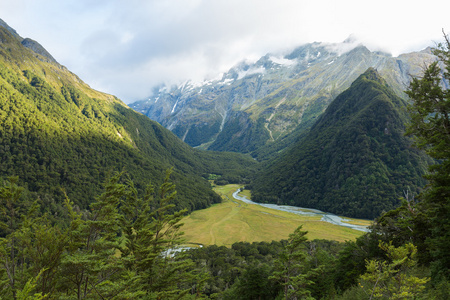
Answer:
xmin=270 ymin=226 xmax=313 ymax=299
xmin=59 ymin=172 xmax=126 ymax=299
xmin=15 ymin=269 xmax=46 ymax=300
xmin=187 ymin=239 xmax=342 ymax=299
xmin=359 ymin=242 xmax=430 ymax=299
xmin=0 ymin=171 xmax=206 ymax=299
xmin=405 ymin=31 xmax=450 ymax=281
xmin=120 ymin=169 xmax=201 ymax=299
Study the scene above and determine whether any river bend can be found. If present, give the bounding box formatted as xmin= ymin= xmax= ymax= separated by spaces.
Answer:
xmin=232 ymin=189 xmax=370 ymax=232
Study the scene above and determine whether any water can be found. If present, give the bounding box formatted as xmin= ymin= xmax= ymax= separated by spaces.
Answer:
xmin=232 ymin=189 xmax=370 ymax=232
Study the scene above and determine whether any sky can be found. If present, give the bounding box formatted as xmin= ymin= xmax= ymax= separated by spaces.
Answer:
xmin=0 ymin=0 xmax=449 ymax=103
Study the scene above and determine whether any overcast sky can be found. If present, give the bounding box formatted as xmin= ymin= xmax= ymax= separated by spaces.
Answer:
xmin=1 ymin=0 xmax=449 ymax=103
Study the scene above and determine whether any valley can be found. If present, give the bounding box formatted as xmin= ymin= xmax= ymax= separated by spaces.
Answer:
xmin=0 ymin=16 xmax=448 ymax=299
xmin=181 ymin=184 xmax=370 ymax=247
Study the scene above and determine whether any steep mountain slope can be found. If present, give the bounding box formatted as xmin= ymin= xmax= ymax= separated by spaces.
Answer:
xmin=130 ymin=40 xmax=436 ymax=158
xmin=0 ymin=20 xmax=256 ymax=212
xmin=251 ymin=69 xmax=432 ymax=219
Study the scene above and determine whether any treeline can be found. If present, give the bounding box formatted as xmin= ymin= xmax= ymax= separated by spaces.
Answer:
xmin=1 ymin=172 xmax=447 ymax=299
xmin=186 ymin=217 xmax=449 ymax=299
xmin=186 ymin=238 xmax=342 ymax=299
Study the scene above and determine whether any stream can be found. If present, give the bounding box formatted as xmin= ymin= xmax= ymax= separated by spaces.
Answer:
xmin=232 ymin=189 xmax=370 ymax=232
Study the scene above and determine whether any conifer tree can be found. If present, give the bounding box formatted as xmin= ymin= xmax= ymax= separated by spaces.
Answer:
xmin=120 ymin=169 xmax=203 ymax=299
xmin=59 ymin=172 xmax=127 ymax=299
xmin=16 ymin=213 xmax=67 ymax=297
xmin=0 ymin=177 xmax=48 ymax=299
xmin=406 ymin=31 xmax=450 ymax=281
xmin=0 ymin=177 xmax=67 ymax=299
xmin=270 ymin=225 xmax=313 ymax=300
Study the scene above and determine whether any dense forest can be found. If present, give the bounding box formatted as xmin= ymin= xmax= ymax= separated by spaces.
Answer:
xmin=0 ymin=168 xmax=448 ymax=299
xmin=251 ymin=68 xmax=433 ymax=219
xmin=0 ymin=18 xmax=449 ymax=299
xmin=0 ymin=25 xmax=256 ymax=217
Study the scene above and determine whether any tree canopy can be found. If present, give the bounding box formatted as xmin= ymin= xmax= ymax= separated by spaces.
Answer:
xmin=406 ymin=31 xmax=450 ymax=281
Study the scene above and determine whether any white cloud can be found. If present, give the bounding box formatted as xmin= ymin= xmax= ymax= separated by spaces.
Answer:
xmin=0 ymin=0 xmax=449 ymax=103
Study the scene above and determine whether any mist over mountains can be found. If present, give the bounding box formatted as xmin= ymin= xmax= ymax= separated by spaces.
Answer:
xmin=0 ymin=14 xmax=436 ymax=220
xmin=1 ymin=15 xmax=448 ymax=299
xmin=130 ymin=39 xmax=436 ymax=159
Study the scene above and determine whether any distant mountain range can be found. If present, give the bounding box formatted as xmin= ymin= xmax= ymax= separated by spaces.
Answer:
xmin=251 ymin=68 xmax=432 ymax=219
xmin=0 ymin=16 xmax=435 ymax=221
xmin=130 ymin=39 xmax=436 ymax=159
xmin=0 ymin=18 xmax=255 ymax=213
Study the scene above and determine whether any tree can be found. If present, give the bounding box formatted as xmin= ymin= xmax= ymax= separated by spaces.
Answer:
xmin=360 ymin=242 xmax=430 ymax=299
xmin=15 ymin=269 xmax=46 ymax=300
xmin=0 ymin=177 xmax=27 ymax=299
xmin=59 ymin=172 xmax=127 ymax=299
xmin=0 ymin=177 xmax=44 ymax=299
xmin=229 ymin=263 xmax=279 ymax=300
xmin=16 ymin=213 xmax=67 ymax=298
xmin=120 ymin=169 xmax=203 ymax=299
xmin=405 ymin=31 xmax=450 ymax=281
xmin=0 ymin=177 xmax=67 ymax=299
xmin=270 ymin=225 xmax=313 ymax=300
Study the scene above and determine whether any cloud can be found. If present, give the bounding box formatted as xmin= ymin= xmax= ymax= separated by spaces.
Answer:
xmin=1 ymin=0 xmax=449 ymax=103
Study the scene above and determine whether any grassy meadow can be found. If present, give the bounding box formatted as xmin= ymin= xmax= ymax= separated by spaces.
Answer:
xmin=181 ymin=184 xmax=371 ymax=247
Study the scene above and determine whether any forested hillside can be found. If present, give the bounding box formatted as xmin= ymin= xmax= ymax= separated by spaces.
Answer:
xmin=0 ymin=15 xmax=449 ymax=299
xmin=131 ymin=42 xmax=436 ymax=159
xmin=252 ymin=68 xmax=432 ymax=219
xmin=0 ymin=23 xmax=256 ymax=214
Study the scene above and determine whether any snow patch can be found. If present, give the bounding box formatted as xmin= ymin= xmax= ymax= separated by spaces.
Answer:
xmin=222 ymin=78 xmax=234 ymax=85
xmin=269 ymin=56 xmax=297 ymax=67
xmin=171 ymin=99 xmax=179 ymax=113
xmin=237 ymin=66 xmax=265 ymax=80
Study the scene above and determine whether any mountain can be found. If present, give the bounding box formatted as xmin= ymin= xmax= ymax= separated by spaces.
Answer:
xmin=130 ymin=40 xmax=436 ymax=159
xmin=250 ymin=69 xmax=432 ymax=219
xmin=0 ymin=19 xmax=256 ymax=213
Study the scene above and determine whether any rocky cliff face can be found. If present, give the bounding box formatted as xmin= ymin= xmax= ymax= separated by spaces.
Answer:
xmin=0 ymin=18 xmax=57 ymax=63
xmin=21 ymin=38 xmax=57 ymax=63
xmin=130 ymin=40 xmax=436 ymax=157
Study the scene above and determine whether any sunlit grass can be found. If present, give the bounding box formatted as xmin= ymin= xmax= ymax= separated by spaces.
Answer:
xmin=181 ymin=184 xmax=367 ymax=247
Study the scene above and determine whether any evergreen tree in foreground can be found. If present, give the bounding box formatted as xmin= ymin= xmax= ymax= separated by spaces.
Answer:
xmin=270 ymin=225 xmax=315 ymax=300
xmin=360 ymin=242 xmax=430 ymax=299
xmin=120 ymin=169 xmax=204 ymax=299
xmin=0 ymin=170 xmax=205 ymax=299
xmin=406 ymin=31 xmax=450 ymax=281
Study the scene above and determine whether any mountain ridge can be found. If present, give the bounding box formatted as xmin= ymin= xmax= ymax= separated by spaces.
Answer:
xmin=250 ymin=68 xmax=432 ymax=219
xmin=130 ymin=41 xmax=436 ymax=159
xmin=0 ymin=20 xmax=256 ymax=213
